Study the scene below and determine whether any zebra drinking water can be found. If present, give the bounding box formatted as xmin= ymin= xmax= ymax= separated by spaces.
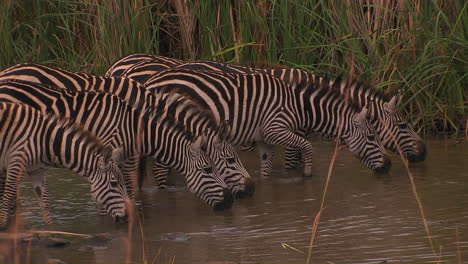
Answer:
xmin=0 ymin=80 xmax=233 ymax=210
xmin=0 ymin=102 xmax=128 ymax=228
xmin=104 ymin=55 xmax=425 ymax=166
xmin=0 ymin=63 xmax=253 ymax=199
xmin=143 ymin=69 xmax=391 ymax=177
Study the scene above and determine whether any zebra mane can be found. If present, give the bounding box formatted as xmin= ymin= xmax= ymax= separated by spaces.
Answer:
xmin=298 ymin=74 xmax=389 ymax=110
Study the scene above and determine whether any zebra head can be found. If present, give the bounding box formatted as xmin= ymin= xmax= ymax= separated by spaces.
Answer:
xmin=91 ymin=146 xmax=129 ymax=223
xmin=186 ymin=135 xmax=234 ymax=210
xmin=344 ymin=105 xmax=392 ymax=174
xmin=206 ymin=121 xmax=255 ymax=199
xmin=378 ymin=92 xmax=426 ymax=162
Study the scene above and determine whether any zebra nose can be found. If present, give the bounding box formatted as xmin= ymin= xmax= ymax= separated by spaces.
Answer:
xmin=407 ymin=140 xmax=427 ymax=162
xmin=114 ymin=214 xmax=128 ymax=224
xmin=374 ymin=155 xmax=391 ymax=174
xmin=234 ymin=178 xmax=255 ymax=199
xmin=213 ymin=188 xmax=234 ymax=211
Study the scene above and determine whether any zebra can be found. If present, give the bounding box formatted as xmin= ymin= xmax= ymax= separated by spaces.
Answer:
xmin=151 ymin=92 xmax=254 ymax=198
xmin=0 ymin=101 xmax=128 ymax=229
xmin=105 ymin=54 xmax=183 ymax=83
xmin=0 ymin=63 xmax=254 ymax=199
xmin=249 ymin=65 xmax=427 ymax=165
xmin=143 ymin=69 xmax=392 ymax=177
xmin=0 ymin=80 xmax=234 ymax=210
xmin=110 ymin=56 xmax=425 ymax=166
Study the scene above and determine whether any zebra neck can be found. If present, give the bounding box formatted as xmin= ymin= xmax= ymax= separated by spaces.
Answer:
xmin=302 ymin=89 xmax=354 ymax=140
xmin=140 ymin=115 xmax=191 ymax=172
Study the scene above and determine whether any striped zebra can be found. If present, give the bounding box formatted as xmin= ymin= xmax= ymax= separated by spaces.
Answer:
xmin=249 ymin=65 xmax=427 ymax=165
xmin=143 ymin=69 xmax=391 ymax=177
xmin=105 ymin=54 xmax=183 ymax=83
xmin=0 ymin=102 xmax=128 ymax=229
xmin=0 ymin=63 xmax=254 ymax=199
xmin=0 ymin=80 xmax=234 ymax=210
xmin=110 ymin=56 xmax=425 ymax=166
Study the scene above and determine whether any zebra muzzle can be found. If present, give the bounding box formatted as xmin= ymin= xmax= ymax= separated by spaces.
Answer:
xmin=374 ymin=155 xmax=392 ymax=174
xmin=213 ymin=188 xmax=234 ymax=211
xmin=406 ymin=140 xmax=427 ymax=163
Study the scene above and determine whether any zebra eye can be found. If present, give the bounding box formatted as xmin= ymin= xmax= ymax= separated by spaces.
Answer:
xmin=226 ymin=157 xmax=236 ymax=164
xmin=202 ymin=167 xmax=213 ymax=174
xmin=398 ymin=123 xmax=408 ymax=129
xmin=110 ymin=180 xmax=118 ymax=188
xmin=367 ymin=135 xmax=376 ymax=141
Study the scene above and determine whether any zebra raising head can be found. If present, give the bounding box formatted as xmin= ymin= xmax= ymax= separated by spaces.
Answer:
xmin=206 ymin=121 xmax=255 ymax=199
xmin=378 ymin=91 xmax=427 ymax=162
xmin=89 ymin=145 xmax=129 ymax=223
xmin=185 ymin=134 xmax=234 ymax=211
xmin=343 ymin=103 xmax=392 ymax=173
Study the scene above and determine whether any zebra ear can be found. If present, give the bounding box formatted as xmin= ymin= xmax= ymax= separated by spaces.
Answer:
xmin=386 ymin=91 xmax=401 ymax=114
xmin=190 ymin=135 xmax=207 ymax=157
xmin=101 ymin=146 xmax=113 ymax=165
xmin=354 ymin=106 xmax=368 ymax=125
xmin=217 ymin=120 xmax=231 ymax=141
xmin=111 ymin=147 xmax=125 ymax=165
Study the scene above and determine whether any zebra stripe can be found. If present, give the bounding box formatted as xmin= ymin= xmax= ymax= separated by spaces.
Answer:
xmin=144 ymin=69 xmax=391 ymax=177
xmin=120 ymin=56 xmax=424 ymax=165
xmin=105 ymin=53 xmax=183 ymax=78
xmin=0 ymin=101 xmax=128 ymax=229
xmin=0 ymin=80 xmax=233 ymax=209
xmin=0 ymin=63 xmax=253 ymax=199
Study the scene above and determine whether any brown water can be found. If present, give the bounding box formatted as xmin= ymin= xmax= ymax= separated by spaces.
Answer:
xmin=3 ymin=137 xmax=468 ymax=264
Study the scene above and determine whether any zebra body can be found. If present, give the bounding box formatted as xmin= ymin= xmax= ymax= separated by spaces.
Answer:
xmin=112 ymin=56 xmax=424 ymax=165
xmin=0 ymin=102 xmax=128 ymax=228
xmin=0 ymin=80 xmax=233 ymax=209
xmin=0 ymin=63 xmax=253 ymax=198
xmin=144 ymin=69 xmax=391 ymax=177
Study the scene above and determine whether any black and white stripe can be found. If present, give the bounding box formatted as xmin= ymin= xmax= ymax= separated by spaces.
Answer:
xmin=0 ymin=101 xmax=128 ymax=229
xmin=116 ymin=56 xmax=424 ymax=166
xmin=0 ymin=80 xmax=233 ymax=209
xmin=0 ymin=63 xmax=253 ymax=199
xmin=143 ymin=69 xmax=391 ymax=177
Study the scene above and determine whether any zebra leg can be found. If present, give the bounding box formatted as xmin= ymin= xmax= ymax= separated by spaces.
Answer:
xmin=153 ymin=161 xmax=170 ymax=189
xmin=284 ymin=147 xmax=303 ymax=169
xmin=283 ymin=129 xmax=306 ymax=169
xmin=257 ymin=143 xmax=275 ymax=177
xmin=31 ymin=169 xmax=52 ymax=225
xmin=262 ymin=127 xmax=313 ymax=177
xmin=121 ymin=156 xmax=140 ymax=200
xmin=0 ymin=157 xmax=26 ymax=229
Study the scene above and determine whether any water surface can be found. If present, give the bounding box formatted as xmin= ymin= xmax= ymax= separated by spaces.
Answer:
xmin=3 ymin=138 xmax=468 ymax=264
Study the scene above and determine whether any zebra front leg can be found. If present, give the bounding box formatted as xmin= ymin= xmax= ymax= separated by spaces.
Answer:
xmin=153 ymin=161 xmax=170 ymax=189
xmin=31 ymin=169 xmax=52 ymax=225
xmin=263 ymin=127 xmax=313 ymax=177
xmin=257 ymin=143 xmax=275 ymax=177
xmin=121 ymin=156 xmax=140 ymax=200
xmin=0 ymin=157 xmax=26 ymax=229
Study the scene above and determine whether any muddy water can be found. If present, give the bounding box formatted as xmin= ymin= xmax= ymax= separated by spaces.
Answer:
xmin=5 ymin=137 xmax=468 ymax=264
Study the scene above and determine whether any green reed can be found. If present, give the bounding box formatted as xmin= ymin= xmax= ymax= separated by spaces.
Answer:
xmin=1 ymin=0 xmax=466 ymax=133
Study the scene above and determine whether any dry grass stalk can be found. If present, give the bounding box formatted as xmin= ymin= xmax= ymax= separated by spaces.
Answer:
xmin=456 ymin=226 xmax=462 ymax=264
xmin=306 ymin=142 xmax=344 ymax=264
xmin=173 ymin=0 xmax=197 ymax=59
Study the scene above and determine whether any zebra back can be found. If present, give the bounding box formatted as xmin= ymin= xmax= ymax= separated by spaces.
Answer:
xmin=0 ymin=63 xmax=154 ymax=111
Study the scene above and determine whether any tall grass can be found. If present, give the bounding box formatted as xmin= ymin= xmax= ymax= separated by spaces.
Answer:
xmin=1 ymin=0 xmax=466 ymax=133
